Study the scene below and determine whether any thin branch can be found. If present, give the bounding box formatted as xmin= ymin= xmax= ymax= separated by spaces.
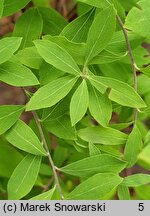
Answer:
xmin=42 ymin=176 xmax=54 ymax=192
xmin=32 ymin=111 xmax=64 ymax=200
xmin=116 ymin=15 xmax=138 ymax=125
xmin=82 ymin=65 xmax=86 ymax=79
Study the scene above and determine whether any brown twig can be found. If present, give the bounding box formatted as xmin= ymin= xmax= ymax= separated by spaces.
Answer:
xmin=60 ymin=0 xmax=68 ymax=18
xmin=116 ymin=15 xmax=138 ymax=125
xmin=32 ymin=112 xmax=64 ymax=200
xmin=82 ymin=65 xmax=86 ymax=79
xmin=42 ymin=176 xmax=54 ymax=192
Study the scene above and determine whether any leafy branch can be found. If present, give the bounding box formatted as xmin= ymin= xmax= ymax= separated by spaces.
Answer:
xmin=32 ymin=112 xmax=64 ymax=200
xmin=116 ymin=15 xmax=138 ymax=125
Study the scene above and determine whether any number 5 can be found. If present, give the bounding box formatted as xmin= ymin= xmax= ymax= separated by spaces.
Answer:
xmin=138 ymin=203 xmax=144 ymax=211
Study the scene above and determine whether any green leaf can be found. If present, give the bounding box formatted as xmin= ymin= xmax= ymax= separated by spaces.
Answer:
xmin=77 ymin=0 xmax=111 ymax=9
xmin=15 ymin=46 xmax=43 ymax=69
xmin=70 ymin=80 xmax=89 ymax=126
xmin=59 ymin=154 xmax=127 ymax=177
xmin=85 ymin=5 xmax=116 ymax=64
xmin=78 ymin=0 xmax=125 ymax=21
xmin=66 ymin=173 xmax=123 ymax=200
xmin=105 ymin=31 xmax=142 ymax=55
xmin=89 ymin=30 xmax=142 ymax=65
xmin=89 ymin=142 xmax=101 ymax=156
xmin=123 ymin=46 xmax=150 ymax=69
xmin=61 ymin=8 xmax=95 ymax=43
xmin=30 ymin=186 xmax=56 ymax=200
xmin=0 ymin=61 xmax=39 ymax=86
xmin=0 ymin=105 xmax=24 ymax=135
xmin=137 ymin=74 xmax=150 ymax=95
xmin=39 ymin=163 xmax=53 ymax=176
xmin=32 ymin=0 xmax=50 ymax=7
xmin=26 ymin=76 xmax=78 ymax=111
xmin=34 ymin=39 xmax=81 ymax=76
xmin=78 ymin=126 xmax=128 ymax=145
xmin=8 ymin=154 xmax=42 ymax=200
xmin=43 ymin=35 xmax=86 ymax=65
xmin=100 ymin=62 xmax=131 ymax=83
xmin=138 ymin=144 xmax=150 ymax=166
xmin=0 ymin=0 xmax=4 ymax=18
xmin=87 ymin=75 xmax=108 ymax=94
xmin=117 ymin=185 xmax=130 ymax=200
xmin=44 ymin=115 xmax=77 ymax=140
xmin=0 ymin=37 xmax=22 ymax=64
xmin=5 ymin=120 xmax=47 ymax=156
xmin=13 ymin=8 xmax=43 ymax=49
xmin=141 ymin=65 xmax=150 ymax=78
xmin=135 ymin=185 xmax=150 ymax=200
xmin=0 ymin=141 xmax=23 ymax=178
xmin=125 ymin=0 xmax=150 ymax=38
xmin=118 ymin=0 xmax=139 ymax=11
xmin=88 ymin=75 xmax=146 ymax=108
xmin=98 ymin=145 xmax=122 ymax=158
xmin=122 ymin=174 xmax=150 ymax=187
xmin=110 ymin=122 xmax=133 ymax=130
xmin=124 ymin=125 xmax=143 ymax=168
xmin=90 ymin=49 xmax=127 ymax=65
xmin=39 ymin=62 xmax=64 ymax=85
xmin=38 ymin=7 xmax=67 ymax=35
xmin=42 ymin=96 xmax=70 ymax=122
xmin=3 ymin=0 xmax=31 ymax=16
xmin=89 ymin=85 xmax=112 ymax=127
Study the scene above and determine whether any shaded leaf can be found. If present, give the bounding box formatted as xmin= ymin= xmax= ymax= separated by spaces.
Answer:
xmin=13 ymin=8 xmax=43 ymax=49
xmin=8 ymin=154 xmax=41 ymax=200
xmin=42 ymin=96 xmax=70 ymax=122
xmin=0 ymin=0 xmax=4 ymax=18
xmin=61 ymin=8 xmax=95 ymax=43
xmin=38 ymin=7 xmax=67 ymax=35
xmin=0 ymin=141 xmax=23 ymax=178
xmin=39 ymin=61 xmax=64 ymax=85
xmin=30 ymin=186 xmax=56 ymax=200
xmin=0 ymin=105 xmax=24 ymax=135
xmin=44 ymin=115 xmax=77 ymax=140
xmin=5 ymin=120 xmax=47 ymax=156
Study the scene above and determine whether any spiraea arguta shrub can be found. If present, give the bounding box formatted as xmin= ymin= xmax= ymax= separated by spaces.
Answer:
xmin=0 ymin=0 xmax=150 ymax=200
